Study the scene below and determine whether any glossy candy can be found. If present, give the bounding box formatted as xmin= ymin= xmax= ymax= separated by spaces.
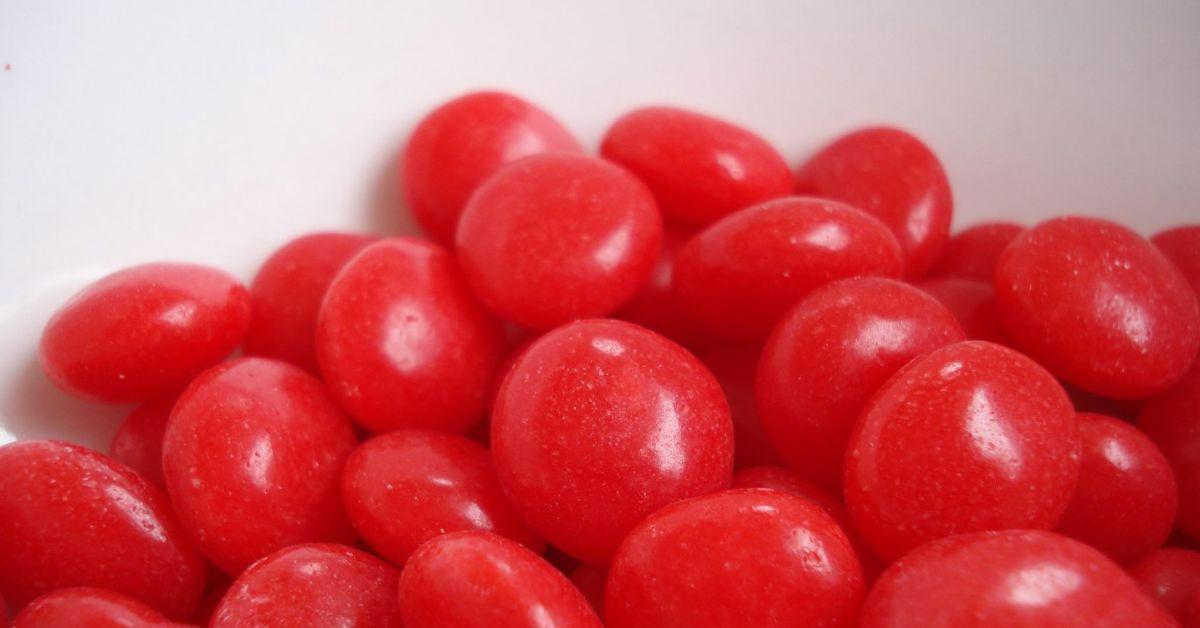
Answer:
xmin=244 ymin=232 xmax=375 ymax=373
xmin=109 ymin=397 xmax=175 ymax=488
xmin=1139 ymin=361 xmax=1200 ymax=539
xmin=1129 ymin=548 xmax=1200 ymax=622
xmin=12 ymin=588 xmax=171 ymax=628
xmin=672 ymin=197 xmax=904 ymax=342
xmin=162 ymin=358 xmax=357 ymax=575
xmin=859 ymin=530 xmax=1175 ymax=627
xmin=317 ymin=237 xmax=505 ymax=433
xmin=917 ymin=278 xmax=1010 ymax=344
xmin=456 ymin=153 xmax=663 ymax=330
xmin=605 ymin=489 xmax=864 ymax=627
xmin=492 ymin=319 xmax=733 ymax=564
xmin=1153 ymin=225 xmax=1200 ymax=297
xmin=700 ymin=345 xmax=781 ymax=468
xmin=599 ymin=106 xmax=792 ymax=226
xmin=210 ymin=544 xmax=401 ymax=627
xmin=1055 ymin=413 xmax=1176 ymax=562
xmin=402 ymin=91 xmax=582 ymax=244
xmin=569 ymin=564 xmax=608 ymax=621
xmin=39 ymin=262 xmax=250 ymax=403
xmin=844 ymin=341 xmax=1080 ymax=560
xmin=341 ymin=430 xmax=543 ymax=566
xmin=929 ymin=222 xmax=1023 ymax=281
xmin=615 ymin=228 xmax=706 ymax=350
xmin=995 ymin=216 xmax=1200 ymax=399
xmin=794 ymin=127 xmax=953 ymax=278
xmin=398 ymin=531 xmax=601 ymax=628
xmin=0 ymin=441 xmax=206 ymax=619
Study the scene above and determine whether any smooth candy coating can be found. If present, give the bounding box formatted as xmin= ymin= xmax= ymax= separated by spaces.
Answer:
xmin=845 ymin=341 xmax=1080 ymax=560
xmin=859 ymin=530 xmax=1175 ymax=627
xmin=1055 ymin=413 xmax=1176 ymax=562
xmin=398 ymin=531 xmax=601 ymax=628
xmin=1139 ymin=361 xmax=1200 ymax=539
xmin=341 ymin=430 xmax=543 ymax=566
xmin=606 ymin=489 xmax=864 ymax=628
xmin=456 ymin=153 xmax=663 ymax=330
xmin=211 ymin=544 xmax=401 ymax=627
xmin=1188 ymin=591 xmax=1200 ymax=628
xmin=109 ymin=397 xmax=175 ymax=488
xmin=673 ymin=197 xmax=904 ymax=342
xmin=39 ymin=262 xmax=250 ymax=403
xmin=700 ymin=345 xmax=782 ymax=469
xmin=758 ymin=277 xmax=963 ymax=488
xmin=616 ymin=228 xmax=706 ymax=350
xmin=492 ymin=319 xmax=733 ymax=564
xmin=599 ymin=106 xmax=792 ymax=226
xmin=1153 ymin=226 xmax=1200 ymax=297
xmin=163 ymin=357 xmax=357 ymax=575
xmin=0 ymin=441 xmax=206 ymax=619
xmin=244 ymin=232 xmax=375 ymax=373
xmin=995 ymin=216 xmax=1200 ymax=399
xmin=317 ymin=237 xmax=505 ymax=433
xmin=929 ymin=222 xmax=1024 ymax=281
xmin=1129 ymin=548 xmax=1200 ymax=622
xmin=917 ymin=278 xmax=1010 ymax=344
xmin=12 ymin=588 xmax=170 ymax=628
xmin=569 ymin=564 xmax=608 ymax=621
xmin=402 ymin=91 xmax=582 ymax=244
xmin=794 ymin=127 xmax=953 ymax=278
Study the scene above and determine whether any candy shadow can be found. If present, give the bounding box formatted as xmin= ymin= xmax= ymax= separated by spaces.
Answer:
xmin=0 ymin=353 xmax=127 ymax=450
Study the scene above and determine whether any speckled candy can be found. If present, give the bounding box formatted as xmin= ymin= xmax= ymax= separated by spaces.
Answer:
xmin=12 ymin=588 xmax=173 ymax=628
xmin=109 ymin=396 xmax=176 ymax=489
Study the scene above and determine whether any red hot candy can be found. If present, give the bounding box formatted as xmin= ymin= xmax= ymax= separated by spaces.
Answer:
xmin=615 ymin=227 xmax=707 ymax=350
xmin=456 ymin=153 xmax=663 ymax=330
xmin=794 ymin=127 xmax=953 ymax=278
xmin=672 ymin=197 xmax=904 ymax=342
xmin=316 ymin=237 xmax=505 ymax=434
xmin=0 ymin=441 xmax=206 ymax=619
xmin=858 ymin=530 xmax=1176 ymax=627
xmin=757 ymin=277 xmax=964 ymax=488
xmin=994 ymin=216 xmax=1200 ymax=399
xmin=569 ymin=564 xmax=608 ymax=621
xmin=402 ymin=91 xmax=581 ymax=244
xmin=599 ymin=106 xmax=792 ymax=226
xmin=1138 ymin=360 xmax=1200 ymax=539
xmin=210 ymin=544 xmax=401 ymax=627
xmin=39 ymin=262 xmax=250 ymax=403
xmin=244 ymin=232 xmax=375 ymax=373
xmin=605 ymin=489 xmax=864 ymax=628
xmin=928 ymin=221 xmax=1024 ymax=281
xmin=12 ymin=588 xmax=171 ymax=627
xmin=699 ymin=345 xmax=782 ymax=469
xmin=917 ymin=277 xmax=1010 ymax=344
xmin=109 ymin=396 xmax=176 ymax=489
xmin=844 ymin=341 xmax=1080 ymax=561
xmin=491 ymin=319 xmax=733 ymax=564
xmin=1129 ymin=548 xmax=1200 ymax=622
xmin=1153 ymin=225 xmax=1200 ymax=297
xmin=397 ymin=531 xmax=601 ymax=628
xmin=162 ymin=357 xmax=358 ymax=575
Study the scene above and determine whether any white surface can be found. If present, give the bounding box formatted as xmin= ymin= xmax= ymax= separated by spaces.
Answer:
xmin=1 ymin=0 xmax=1198 ymax=447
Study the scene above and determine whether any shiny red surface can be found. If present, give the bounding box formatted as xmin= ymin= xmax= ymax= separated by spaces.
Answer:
xmin=615 ymin=227 xmax=706 ymax=350
xmin=1188 ymin=591 xmax=1200 ymax=628
xmin=1055 ymin=413 xmax=1176 ymax=563
xmin=1130 ymin=548 xmax=1200 ymax=622
xmin=995 ymin=216 xmax=1200 ymax=399
xmin=316 ymin=237 xmax=505 ymax=433
xmin=794 ymin=127 xmax=952 ymax=278
xmin=456 ymin=153 xmax=663 ymax=330
xmin=569 ymin=564 xmax=608 ymax=621
xmin=599 ymin=106 xmax=792 ymax=226
xmin=700 ymin=345 xmax=782 ymax=469
xmin=244 ymin=232 xmax=375 ymax=373
xmin=1153 ymin=226 xmax=1200 ymax=298
xmin=917 ymin=277 xmax=1010 ymax=344
xmin=341 ymin=430 xmax=543 ymax=566
xmin=1139 ymin=361 xmax=1200 ymax=539
xmin=673 ymin=197 xmax=904 ymax=342
xmin=162 ymin=358 xmax=357 ymax=575
xmin=929 ymin=222 xmax=1024 ymax=281
xmin=845 ymin=341 xmax=1080 ymax=560
xmin=109 ymin=397 xmax=175 ymax=488
xmin=39 ymin=262 xmax=250 ymax=403
xmin=0 ymin=441 xmax=206 ymax=619
xmin=402 ymin=91 xmax=581 ymax=244
xmin=491 ymin=319 xmax=733 ymax=564
xmin=605 ymin=489 xmax=864 ymax=627
xmin=859 ymin=530 xmax=1175 ymax=627
xmin=12 ymin=588 xmax=169 ymax=628
xmin=398 ymin=531 xmax=601 ymax=628
xmin=210 ymin=543 xmax=401 ymax=627
xmin=758 ymin=277 xmax=962 ymax=488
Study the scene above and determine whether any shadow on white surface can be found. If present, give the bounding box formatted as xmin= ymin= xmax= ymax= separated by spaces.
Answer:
xmin=0 ymin=352 xmax=128 ymax=449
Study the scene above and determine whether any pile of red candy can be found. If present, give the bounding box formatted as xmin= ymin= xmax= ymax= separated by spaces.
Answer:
xmin=3 ymin=90 xmax=1200 ymax=627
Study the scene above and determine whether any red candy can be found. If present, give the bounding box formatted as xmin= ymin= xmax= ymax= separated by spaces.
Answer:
xmin=845 ymin=341 xmax=1080 ymax=560
xmin=210 ymin=544 xmax=401 ymax=627
xmin=929 ymin=221 xmax=1024 ymax=281
xmin=699 ymin=345 xmax=781 ymax=469
xmin=1054 ymin=413 xmax=1176 ymax=563
xmin=569 ymin=564 xmax=608 ymax=621
xmin=731 ymin=465 xmax=850 ymax=529
xmin=456 ymin=153 xmax=663 ymax=330
xmin=244 ymin=232 xmax=375 ymax=373
xmin=794 ymin=127 xmax=953 ymax=278
xmin=402 ymin=91 xmax=581 ymax=244
xmin=995 ymin=216 xmax=1200 ymax=399
xmin=758 ymin=277 xmax=963 ymax=488
xmin=859 ymin=530 xmax=1175 ymax=627
xmin=12 ymin=588 xmax=171 ymax=628
xmin=317 ymin=237 xmax=505 ymax=434
xmin=1129 ymin=548 xmax=1200 ymax=622
xmin=39 ymin=262 xmax=250 ymax=403
xmin=1139 ymin=360 xmax=1200 ymax=539
xmin=1153 ymin=225 xmax=1200 ymax=297
xmin=599 ymin=106 xmax=792 ymax=226
xmin=917 ymin=277 xmax=1010 ymax=344
xmin=616 ymin=227 xmax=706 ymax=349
xmin=341 ymin=430 xmax=543 ymax=566
xmin=109 ymin=397 xmax=175 ymax=488
xmin=605 ymin=489 xmax=864 ymax=627
xmin=162 ymin=357 xmax=357 ymax=575
xmin=492 ymin=319 xmax=733 ymax=563
xmin=673 ymin=197 xmax=904 ymax=341
xmin=0 ymin=441 xmax=206 ymax=619
xmin=398 ymin=531 xmax=601 ymax=628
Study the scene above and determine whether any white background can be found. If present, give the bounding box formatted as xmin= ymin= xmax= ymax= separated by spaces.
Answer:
xmin=1 ymin=0 xmax=1198 ymax=447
